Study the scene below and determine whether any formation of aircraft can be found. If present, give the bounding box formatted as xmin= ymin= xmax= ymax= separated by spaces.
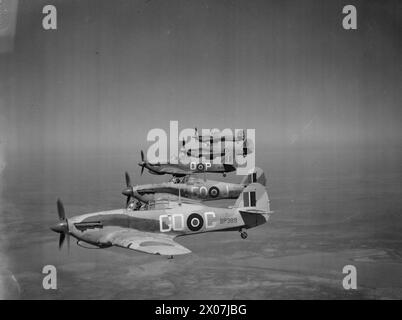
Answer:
xmin=51 ymin=183 xmax=272 ymax=256
xmin=50 ymin=127 xmax=272 ymax=257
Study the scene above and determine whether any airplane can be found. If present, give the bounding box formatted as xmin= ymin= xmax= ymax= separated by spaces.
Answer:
xmin=50 ymin=183 xmax=272 ymax=256
xmin=183 ymin=137 xmax=254 ymax=159
xmin=193 ymin=127 xmax=246 ymax=143
xmin=138 ymin=150 xmax=236 ymax=177
xmin=122 ymin=167 xmax=266 ymax=207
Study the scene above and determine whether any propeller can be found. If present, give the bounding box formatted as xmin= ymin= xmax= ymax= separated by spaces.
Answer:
xmin=51 ymin=199 xmax=70 ymax=251
xmin=138 ymin=150 xmax=146 ymax=175
xmin=122 ymin=171 xmax=133 ymax=207
xmin=57 ymin=198 xmax=65 ymax=221
xmin=122 ymin=171 xmax=149 ymax=207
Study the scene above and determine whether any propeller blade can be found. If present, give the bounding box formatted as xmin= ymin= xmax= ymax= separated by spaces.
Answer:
xmin=141 ymin=165 xmax=144 ymax=175
xmin=57 ymin=199 xmax=65 ymax=221
xmin=126 ymin=195 xmax=132 ymax=207
xmin=58 ymin=233 xmax=65 ymax=250
xmin=141 ymin=150 xmax=145 ymax=162
xmin=125 ymin=171 xmax=131 ymax=187
xmin=123 ymin=172 xmax=133 ymax=206
xmin=67 ymin=233 xmax=70 ymax=253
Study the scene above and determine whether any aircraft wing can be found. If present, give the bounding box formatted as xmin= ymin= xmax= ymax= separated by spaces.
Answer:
xmin=152 ymin=193 xmax=202 ymax=204
xmin=107 ymin=229 xmax=191 ymax=256
xmin=162 ymin=166 xmax=191 ymax=175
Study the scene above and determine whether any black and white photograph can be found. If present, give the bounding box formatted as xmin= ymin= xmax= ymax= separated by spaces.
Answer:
xmin=0 ymin=0 xmax=401 ymax=302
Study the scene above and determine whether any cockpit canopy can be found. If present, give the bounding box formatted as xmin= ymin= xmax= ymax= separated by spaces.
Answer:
xmin=170 ymin=175 xmax=195 ymax=184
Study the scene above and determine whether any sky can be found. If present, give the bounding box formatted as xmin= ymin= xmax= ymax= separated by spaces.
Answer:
xmin=0 ymin=0 xmax=401 ymax=157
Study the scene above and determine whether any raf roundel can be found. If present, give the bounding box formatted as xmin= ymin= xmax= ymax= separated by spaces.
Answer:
xmin=196 ymin=163 xmax=205 ymax=171
xmin=187 ymin=213 xmax=204 ymax=232
xmin=208 ymin=186 xmax=220 ymax=198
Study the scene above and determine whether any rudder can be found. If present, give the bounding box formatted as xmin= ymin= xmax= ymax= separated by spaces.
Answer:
xmin=234 ymin=183 xmax=270 ymax=213
xmin=241 ymin=167 xmax=266 ymax=186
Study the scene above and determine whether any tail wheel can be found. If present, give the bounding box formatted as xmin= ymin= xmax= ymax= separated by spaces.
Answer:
xmin=240 ymin=228 xmax=248 ymax=239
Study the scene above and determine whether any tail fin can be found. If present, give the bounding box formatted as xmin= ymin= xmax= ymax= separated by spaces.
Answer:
xmin=241 ymin=167 xmax=266 ymax=186
xmin=242 ymin=138 xmax=254 ymax=156
xmin=234 ymin=183 xmax=270 ymax=213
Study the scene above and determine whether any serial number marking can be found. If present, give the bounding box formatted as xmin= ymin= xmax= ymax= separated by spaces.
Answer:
xmin=220 ymin=217 xmax=237 ymax=224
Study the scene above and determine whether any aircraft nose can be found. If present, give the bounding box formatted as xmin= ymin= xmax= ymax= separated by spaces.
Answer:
xmin=50 ymin=221 xmax=68 ymax=234
xmin=122 ymin=187 xmax=132 ymax=197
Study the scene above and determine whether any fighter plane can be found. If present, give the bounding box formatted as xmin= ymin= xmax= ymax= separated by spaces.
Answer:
xmin=50 ymin=183 xmax=271 ymax=256
xmin=193 ymin=127 xmax=246 ymax=143
xmin=122 ymin=167 xmax=266 ymax=206
xmin=183 ymin=137 xmax=254 ymax=159
xmin=138 ymin=150 xmax=236 ymax=177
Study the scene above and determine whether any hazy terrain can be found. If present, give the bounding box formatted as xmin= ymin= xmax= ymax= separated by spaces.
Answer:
xmin=1 ymin=144 xmax=401 ymax=299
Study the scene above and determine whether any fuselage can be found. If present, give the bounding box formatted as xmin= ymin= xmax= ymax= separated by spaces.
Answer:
xmin=131 ymin=178 xmax=246 ymax=202
xmin=195 ymin=136 xmax=244 ymax=143
xmin=142 ymin=162 xmax=236 ymax=176
xmin=66 ymin=203 xmax=268 ymax=248
xmin=185 ymin=140 xmax=251 ymax=158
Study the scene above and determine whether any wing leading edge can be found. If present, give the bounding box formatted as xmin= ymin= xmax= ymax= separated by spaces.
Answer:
xmin=106 ymin=228 xmax=191 ymax=256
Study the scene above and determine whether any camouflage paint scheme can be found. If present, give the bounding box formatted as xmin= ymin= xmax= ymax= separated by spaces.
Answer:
xmin=192 ymin=127 xmax=245 ymax=143
xmin=123 ymin=167 xmax=266 ymax=203
xmin=139 ymin=160 xmax=236 ymax=177
xmin=51 ymin=184 xmax=272 ymax=256
xmin=184 ymin=138 xmax=254 ymax=159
